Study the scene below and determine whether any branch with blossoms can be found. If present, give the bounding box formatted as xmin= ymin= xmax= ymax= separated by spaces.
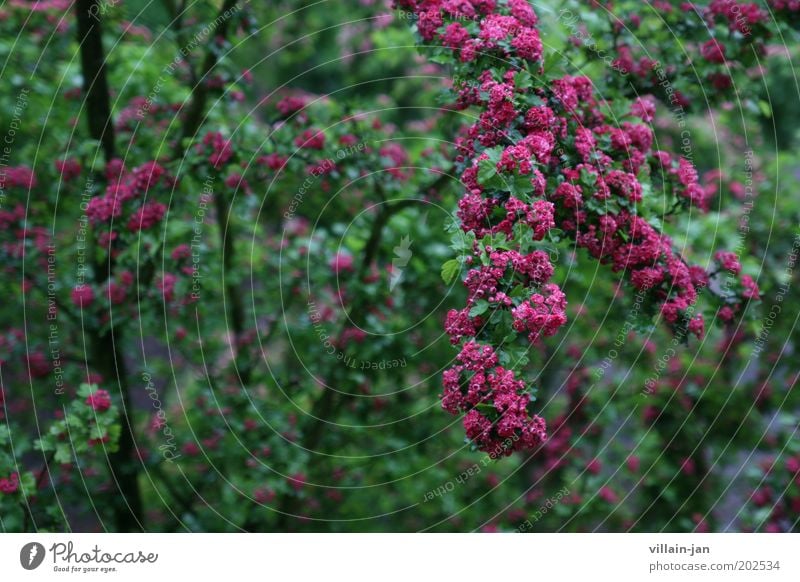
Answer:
xmin=394 ymin=0 xmax=761 ymax=456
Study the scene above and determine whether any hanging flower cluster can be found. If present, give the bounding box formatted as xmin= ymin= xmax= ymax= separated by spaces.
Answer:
xmin=85 ymin=160 xmax=174 ymax=250
xmin=396 ymin=0 xmax=758 ymax=455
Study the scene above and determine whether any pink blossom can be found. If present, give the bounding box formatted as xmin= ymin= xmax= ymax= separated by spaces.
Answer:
xmin=329 ymin=253 xmax=354 ymax=274
xmin=715 ymin=250 xmax=741 ymax=274
xmin=55 ymin=158 xmax=82 ymax=181
xmin=71 ymin=284 xmax=94 ymax=308
xmin=0 ymin=473 xmax=19 ymax=495
xmin=700 ymin=39 xmax=726 ymax=63
xmin=86 ymin=389 xmax=112 ymax=412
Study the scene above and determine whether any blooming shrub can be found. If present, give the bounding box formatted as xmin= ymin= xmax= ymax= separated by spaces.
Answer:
xmin=396 ymin=0 xmax=759 ymax=454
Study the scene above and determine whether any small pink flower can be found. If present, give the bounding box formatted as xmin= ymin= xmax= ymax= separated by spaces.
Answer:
xmin=288 ymin=472 xmax=306 ymax=492
xmin=0 ymin=472 xmax=20 ymax=494
xmin=71 ymin=284 xmax=94 ymax=308
xmin=171 ymin=244 xmax=191 ymax=261
xmin=329 ymin=253 xmax=354 ymax=274
xmin=700 ymin=39 xmax=726 ymax=63
xmin=741 ymin=275 xmax=760 ymax=300
xmin=86 ymin=389 xmax=112 ymax=412
xmin=182 ymin=442 xmax=201 ymax=456
xmin=55 ymin=158 xmax=82 ymax=181
xmin=294 ymin=128 xmax=325 ymax=150
xmin=715 ymin=251 xmax=741 ymax=274
xmin=253 ymin=487 xmax=276 ymax=504
xmin=598 ymin=486 xmax=619 ymax=504
xmin=688 ymin=315 xmax=705 ymax=339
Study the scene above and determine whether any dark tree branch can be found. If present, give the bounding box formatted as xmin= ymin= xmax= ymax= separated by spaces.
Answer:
xmin=166 ymin=0 xmax=249 ymax=385
xmin=93 ymin=330 xmax=144 ymax=531
xmin=213 ymin=181 xmax=250 ymax=383
xmin=75 ymin=0 xmax=116 ymax=161
xmin=175 ymin=0 xmax=240 ymax=159
xmin=162 ymin=0 xmax=197 ymax=85
xmin=74 ymin=0 xmax=143 ymax=531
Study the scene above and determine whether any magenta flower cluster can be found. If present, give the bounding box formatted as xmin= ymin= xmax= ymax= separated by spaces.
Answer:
xmin=396 ymin=0 xmax=760 ymax=455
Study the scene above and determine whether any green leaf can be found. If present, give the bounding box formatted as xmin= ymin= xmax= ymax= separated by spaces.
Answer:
xmin=77 ymin=383 xmax=95 ymax=399
xmin=508 ymin=172 xmax=534 ymax=196
xmin=477 ymin=157 xmax=498 ymax=185
xmin=19 ymin=471 xmax=36 ymax=496
xmin=54 ymin=443 xmax=72 ymax=464
xmin=89 ymin=425 xmax=107 ymax=440
xmin=469 ymin=300 xmax=490 ymax=317
xmin=34 ymin=439 xmax=52 ymax=452
xmin=514 ymin=70 xmax=533 ymax=91
xmin=440 ymin=259 xmax=461 ymax=285
xmin=547 ymin=228 xmax=564 ymax=243
xmin=484 ymin=147 xmax=503 ymax=164
xmin=66 ymin=415 xmax=83 ymax=429
xmin=107 ymin=424 xmax=121 ymax=452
